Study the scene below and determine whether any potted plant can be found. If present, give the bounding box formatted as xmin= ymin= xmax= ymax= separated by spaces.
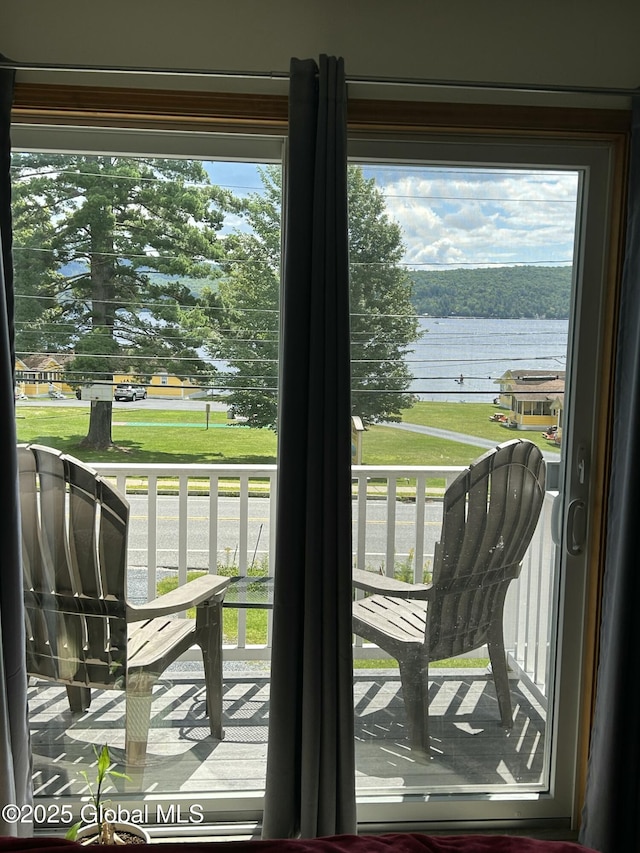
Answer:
xmin=66 ymin=745 xmax=150 ymax=845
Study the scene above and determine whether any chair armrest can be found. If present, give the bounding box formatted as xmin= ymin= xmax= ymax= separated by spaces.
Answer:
xmin=352 ymin=568 xmax=432 ymax=599
xmin=127 ymin=574 xmax=230 ymax=621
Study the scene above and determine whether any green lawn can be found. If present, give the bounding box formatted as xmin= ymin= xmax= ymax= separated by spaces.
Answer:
xmin=14 ymin=399 xmax=553 ymax=468
xmin=363 ymin=424 xmax=482 ymax=467
xmin=398 ymin=400 xmax=553 ymax=453
xmin=400 ymin=401 xmax=504 ymax=436
xmin=15 ymin=405 xmax=278 ymax=465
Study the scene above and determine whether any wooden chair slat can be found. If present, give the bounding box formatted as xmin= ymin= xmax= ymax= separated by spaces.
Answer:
xmin=66 ymin=457 xmax=101 ymax=598
xmin=31 ymin=445 xmax=75 ymax=595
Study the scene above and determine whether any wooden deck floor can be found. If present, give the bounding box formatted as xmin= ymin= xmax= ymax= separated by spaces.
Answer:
xmin=28 ymin=665 xmax=547 ymax=802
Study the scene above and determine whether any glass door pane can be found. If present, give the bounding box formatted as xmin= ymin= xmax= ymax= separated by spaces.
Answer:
xmin=348 ymin=136 xmax=616 ymax=825
xmin=12 ymin=129 xmax=283 ymax=827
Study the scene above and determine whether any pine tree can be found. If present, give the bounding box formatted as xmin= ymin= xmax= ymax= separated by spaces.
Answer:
xmin=12 ymin=154 xmax=226 ymax=448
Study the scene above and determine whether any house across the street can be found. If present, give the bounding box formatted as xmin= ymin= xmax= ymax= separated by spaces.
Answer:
xmin=496 ymin=369 xmax=565 ymax=431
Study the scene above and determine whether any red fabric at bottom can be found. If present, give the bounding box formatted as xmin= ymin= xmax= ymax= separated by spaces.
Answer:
xmin=0 ymin=833 xmax=598 ymax=853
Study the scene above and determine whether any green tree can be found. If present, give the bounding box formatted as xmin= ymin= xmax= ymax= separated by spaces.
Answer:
xmin=12 ymin=154 xmax=226 ymax=448
xmin=347 ymin=167 xmax=419 ymax=423
xmin=12 ymin=175 xmax=61 ymax=353
xmin=409 ymin=267 xmax=572 ymax=319
xmin=201 ymin=165 xmax=419 ymax=428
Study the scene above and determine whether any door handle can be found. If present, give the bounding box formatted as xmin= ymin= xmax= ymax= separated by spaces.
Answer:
xmin=565 ymin=498 xmax=586 ymax=556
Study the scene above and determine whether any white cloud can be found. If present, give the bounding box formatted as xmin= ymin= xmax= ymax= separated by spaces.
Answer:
xmin=443 ymin=205 xmax=498 ymax=232
xmin=366 ymin=167 xmax=579 ymax=269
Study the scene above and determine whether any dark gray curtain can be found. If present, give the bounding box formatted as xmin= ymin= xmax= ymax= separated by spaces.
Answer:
xmin=0 ymin=57 xmax=32 ymax=834
xmin=261 ymin=56 xmax=356 ymax=839
xmin=579 ymin=97 xmax=640 ymax=853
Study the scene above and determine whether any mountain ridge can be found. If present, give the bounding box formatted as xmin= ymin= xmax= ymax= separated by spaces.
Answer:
xmin=408 ymin=265 xmax=571 ymax=319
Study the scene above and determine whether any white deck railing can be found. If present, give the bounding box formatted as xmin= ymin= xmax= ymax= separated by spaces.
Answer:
xmin=92 ymin=461 xmax=559 ymax=703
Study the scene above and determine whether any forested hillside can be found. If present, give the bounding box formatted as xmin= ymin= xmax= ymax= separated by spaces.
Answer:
xmin=409 ymin=266 xmax=572 ymax=318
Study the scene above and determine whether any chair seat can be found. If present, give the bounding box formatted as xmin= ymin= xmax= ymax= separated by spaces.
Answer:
xmin=128 ymin=617 xmax=196 ymax=672
xmin=353 ymin=596 xmax=427 ymax=646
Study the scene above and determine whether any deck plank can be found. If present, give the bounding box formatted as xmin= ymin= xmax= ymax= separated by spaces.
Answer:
xmin=28 ymin=667 xmax=546 ymax=799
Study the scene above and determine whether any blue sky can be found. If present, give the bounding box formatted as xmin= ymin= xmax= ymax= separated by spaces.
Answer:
xmin=204 ymin=161 xmax=265 ymax=196
xmin=204 ymin=161 xmax=580 ymax=270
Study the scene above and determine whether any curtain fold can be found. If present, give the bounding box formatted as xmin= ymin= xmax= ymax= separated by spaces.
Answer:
xmin=0 ymin=55 xmax=32 ymax=835
xmin=579 ymin=96 xmax=640 ymax=853
xmin=261 ymin=55 xmax=356 ymax=839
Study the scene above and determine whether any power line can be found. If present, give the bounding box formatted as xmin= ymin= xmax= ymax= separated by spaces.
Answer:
xmin=12 ymin=245 xmax=230 ymax=264
xmin=13 ymin=291 xmax=280 ymax=315
xmin=16 ymin=348 xmax=566 ymax=371
xmin=13 ymin=244 xmax=574 ymax=268
xmin=17 ymin=350 xmax=213 ymax=364
xmin=12 ymin=163 xmax=577 ymax=205
xmin=392 ymin=259 xmax=574 ymax=267
xmin=382 ymin=192 xmax=577 ymax=204
xmin=361 ymin=165 xmax=577 ymax=179
xmin=14 ymin=286 xmax=572 ymax=316
xmin=11 ymin=164 xmax=267 ymax=194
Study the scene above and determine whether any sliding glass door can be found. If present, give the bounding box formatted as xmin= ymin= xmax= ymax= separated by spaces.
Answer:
xmin=348 ymin=134 xmax=617 ymax=828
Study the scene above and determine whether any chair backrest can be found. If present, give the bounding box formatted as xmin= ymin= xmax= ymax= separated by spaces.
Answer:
xmin=427 ymin=439 xmax=546 ymax=660
xmin=18 ymin=444 xmax=130 ymax=689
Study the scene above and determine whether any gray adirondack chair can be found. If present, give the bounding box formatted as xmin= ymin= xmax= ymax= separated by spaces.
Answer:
xmin=352 ymin=438 xmax=546 ymax=753
xmin=18 ymin=443 xmax=229 ymax=775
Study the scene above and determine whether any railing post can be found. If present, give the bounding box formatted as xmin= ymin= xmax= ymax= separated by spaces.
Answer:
xmin=147 ymin=474 xmax=158 ymax=603
xmin=386 ymin=476 xmax=397 ymax=577
xmin=178 ymin=474 xmax=189 ymax=587
xmin=414 ymin=473 xmax=426 ymax=583
xmin=208 ymin=474 xmax=219 ymax=576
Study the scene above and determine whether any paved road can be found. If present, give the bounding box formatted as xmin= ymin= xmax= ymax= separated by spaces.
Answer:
xmin=125 ymin=494 xmax=446 ymax=603
xmin=126 ymin=494 xmax=444 ymax=568
xmin=382 ymin=421 xmax=561 ymax=461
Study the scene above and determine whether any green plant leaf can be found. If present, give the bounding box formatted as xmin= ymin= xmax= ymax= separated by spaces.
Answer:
xmin=97 ymin=744 xmax=111 ymax=780
xmin=65 ymin=821 xmax=82 ymax=841
xmin=108 ymin=769 xmax=132 ymax=781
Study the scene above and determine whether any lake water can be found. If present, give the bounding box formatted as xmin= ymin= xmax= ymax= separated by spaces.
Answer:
xmin=409 ymin=317 xmax=569 ymax=403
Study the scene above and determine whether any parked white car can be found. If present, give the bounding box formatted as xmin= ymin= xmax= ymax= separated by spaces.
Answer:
xmin=114 ymin=383 xmax=147 ymax=401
